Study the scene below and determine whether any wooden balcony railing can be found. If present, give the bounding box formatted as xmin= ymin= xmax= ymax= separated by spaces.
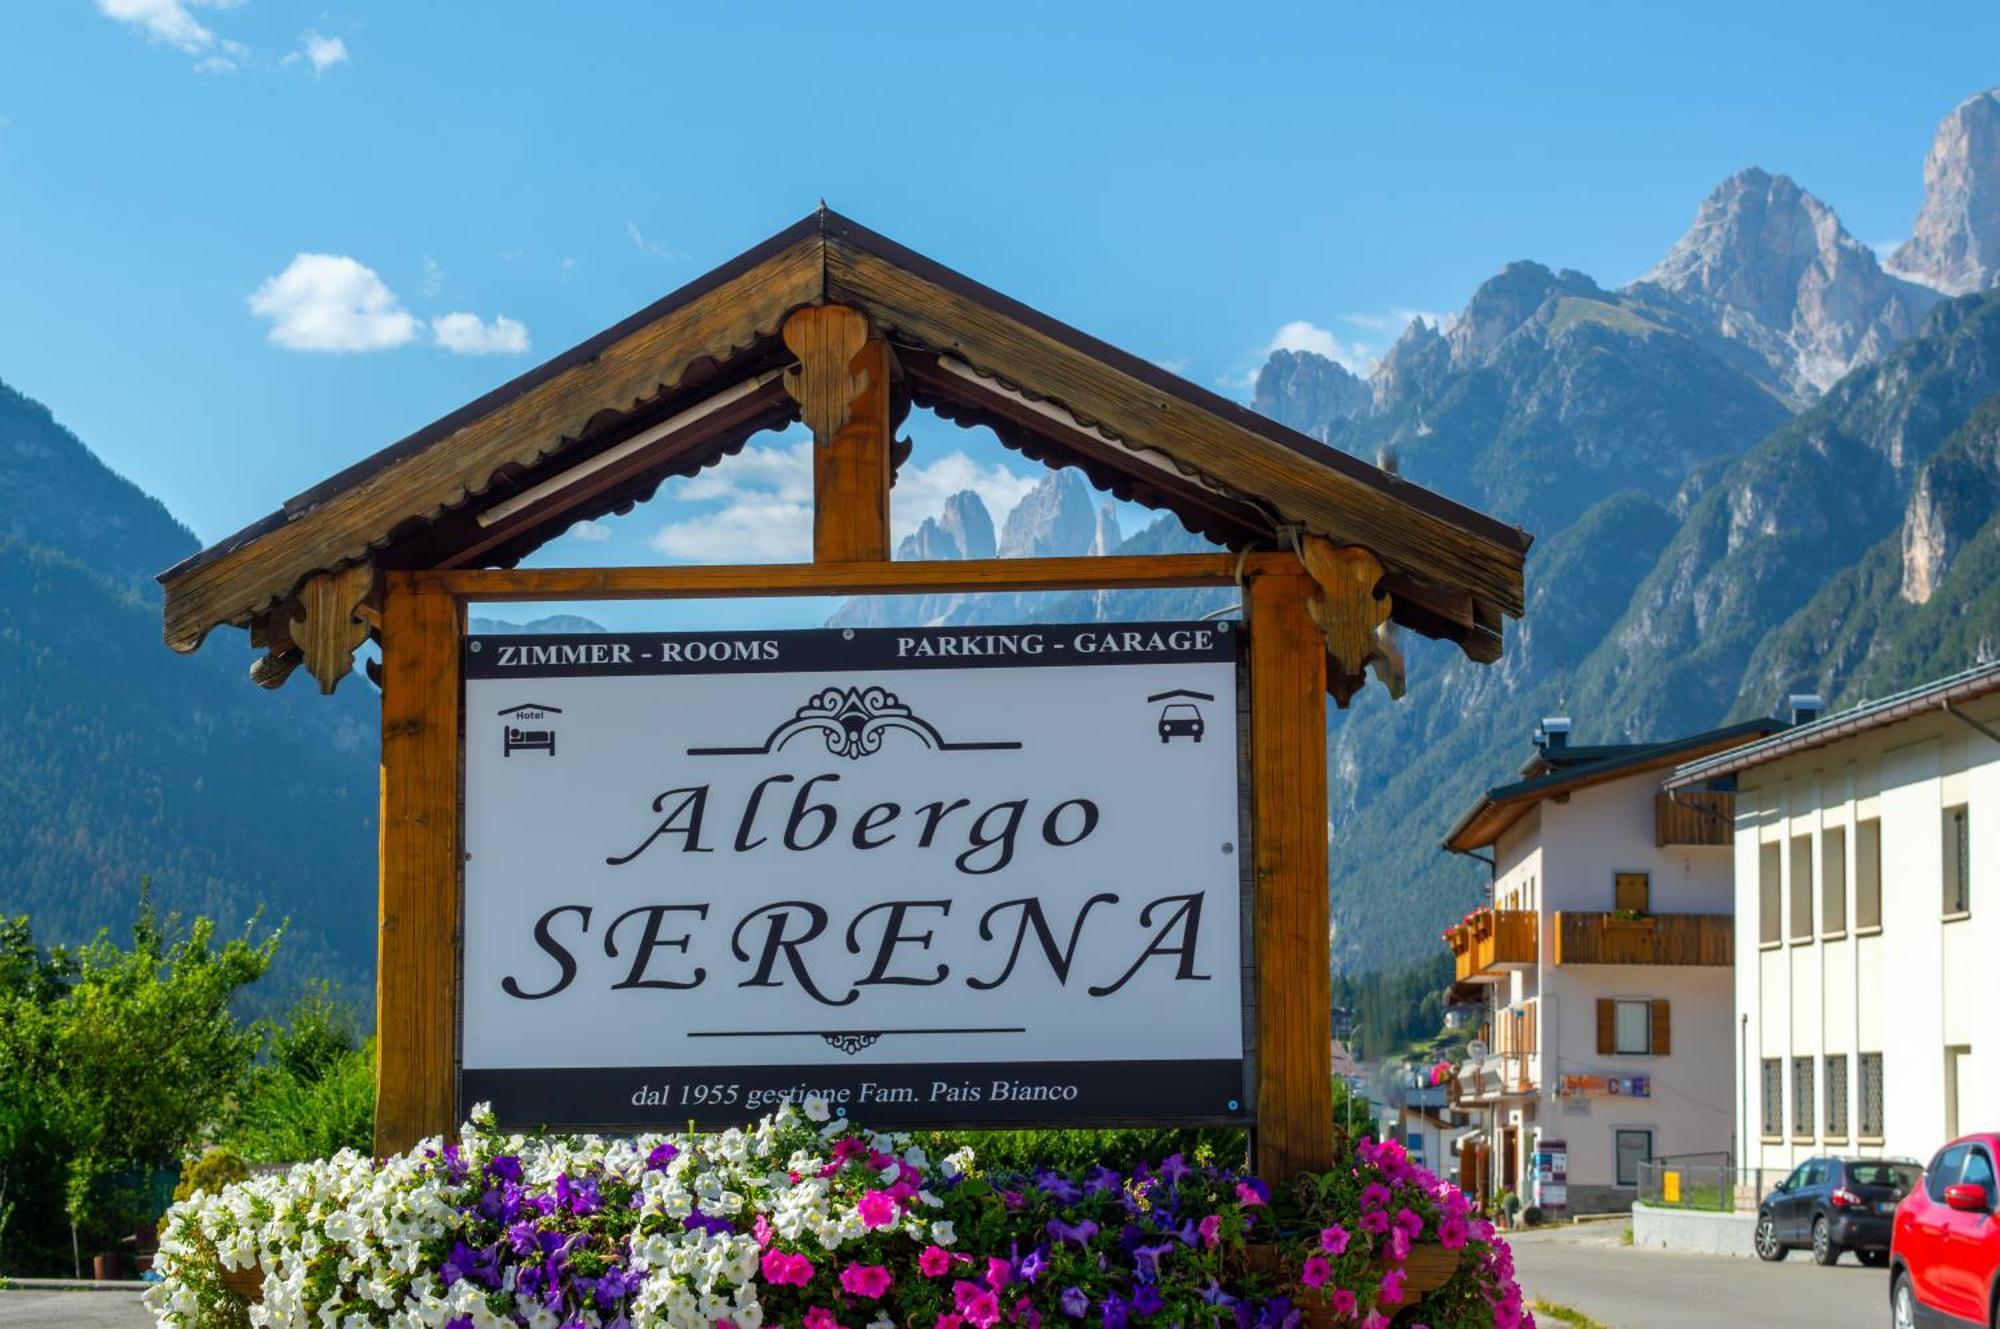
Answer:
xmin=1552 ymin=911 xmax=1733 ymax=966
xmin=1494 ymin=1001 xmax=1537 ymax=1057
xmin=1656 ymin=790 xmax=1734 ymax=847
xmin=1446 ymin=908 xmax=1538 ymax=982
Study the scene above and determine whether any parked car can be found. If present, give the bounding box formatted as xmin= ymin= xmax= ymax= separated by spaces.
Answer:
xmin=1157 ymin=703 xmax=1204 ymax=742
xmin=1754 ymin=1155 xmax=1920 ymax=1266
xmin=1890 ymin=1134 xmax=2000 ymax=1328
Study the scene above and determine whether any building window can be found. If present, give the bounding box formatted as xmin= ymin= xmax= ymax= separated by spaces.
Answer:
xmin=1761 ymin=1059 xmax=1783 ymax=1139
xmin=1615 ymin=872 xmax=1650 ymax=913
xmin=1859 ymin=1053 xmax=1883 ymax=1140
xmin=1614 ymin=1129 xmax=1653 ymax=1188
xmin=1790 ymin=835 xmax=1814 ymax=940
xmin=1825 ymin=1055 xmax=1849 ymax=1139
xmin=1793 ymin=1057 xmax=1815 ymax=1139
xmin=1855 ymin=819 xmax=1882 ymax=929
xmin=1760 ymin=842 xmax=1782 ymax=944
xmin=1948 ymin=1045 xmax=1973 ymax=1140
xmin=1614 ymin=1000 xmax=1651 ymax=1054
xmin=1944 ymin=805 xmax=1970 ymax=916
xmin=1821 ymin=826 xmax=1847 ymax=935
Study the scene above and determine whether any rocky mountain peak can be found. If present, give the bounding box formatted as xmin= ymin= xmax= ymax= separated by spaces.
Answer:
xmin=1891 ymin=89 xmax=2000 ymax=295
xmin=1252 ymin=349 xmax=1370 ymax=438
xmin=997 ymin=468 xmax=1098 ymax=559
xmin=1634 ymin=167 xmax=1939 ymax=395
xmin=1448 ymin=261 xmax=1600 ymax=367
xmin=1090 ymin=500 xmax=1123 ymax=556
xmin=1370 ymin=316 xmax=1450 ymax=412
xmin=939 ymin=489 xmax=996 ymax=560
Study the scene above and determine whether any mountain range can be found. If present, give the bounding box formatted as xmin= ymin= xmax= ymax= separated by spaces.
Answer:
xmin=3 ymin=90 xmax=1999 ymax=988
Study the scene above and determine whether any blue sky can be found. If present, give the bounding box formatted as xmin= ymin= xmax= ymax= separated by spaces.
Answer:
xmin=3 ymin=1 xmax=1997 ymax=629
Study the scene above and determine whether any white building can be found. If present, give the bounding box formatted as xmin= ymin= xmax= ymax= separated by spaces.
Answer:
xmin=1443 ymin=718 xmax=1781 ymax=1213
xmin=1667 ymin=664 xmax=2000 ymax=1176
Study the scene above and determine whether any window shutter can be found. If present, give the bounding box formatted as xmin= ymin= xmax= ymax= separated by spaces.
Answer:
xmin=1596 ymin=999 xmax=1614 ymax=1055
xmin=1652 ymin=999 xmax=1672 ymax=1056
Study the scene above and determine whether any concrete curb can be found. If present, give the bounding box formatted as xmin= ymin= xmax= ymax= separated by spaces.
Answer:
xmin=1630 ymin=1200 xmax=1757 ymax=1258
xmin=2 ymin=1278 xmax=152 ymax=1292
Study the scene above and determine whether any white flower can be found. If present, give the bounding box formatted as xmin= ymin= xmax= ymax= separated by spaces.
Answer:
xmin=803 ymin=1095 xmax=831 ymax=1123
xmin=930 ymin=1220 xmax=958 ymax=1246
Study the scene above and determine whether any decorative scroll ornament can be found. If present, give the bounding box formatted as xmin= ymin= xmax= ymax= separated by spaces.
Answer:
xmin=781 ymin=306 xmax=874 ymax=443
xmin=281 ymin=562 xmax=376 ymax=695
xmin=822 ymin=1033 xmax=882 ymax=1055
xmin=1297 ymin=535 xmax=1398 ymax=705
xmin=689 ymin=685 xmax=1021 ymax=760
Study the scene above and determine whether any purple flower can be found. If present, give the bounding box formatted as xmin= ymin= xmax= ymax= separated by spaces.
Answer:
xmin=646 ymin=1141 xmax=680 ymax=1170
xmin=1130 ymin=1286 xmax=1165 ymax=1319
xmin=1034 ymin=1169 xmax=1083 ymax=1203
xmin=486 ymin=1154 xmax=523 ymax=1184
xmin=556 ymin=1174 xmax=602 ymax=1217
xmin=683 ymin=1208 xmax=734 ymax=1237
xmin=1157 ymin=1154 xmax=1192 ymax=1185
xmin=1099 ymin=1294 xmax=1129 ymax=1329
xmin=504 ymin=1219 xmax=539 ymax=1257
xmin=1046 ymin=1218 xmax=1100 ymax=1248
xmin=476 ymin=1180 xmax=523 ymax=1224
xmin=1085 ymin=1166 xmax=1123 ymax=1195
xmin=1060 ymin=1287 xmax=1091 ymax=1319
xmin=592 ymin=1264 xmax=646 ymax=1307
xmin=1132 ymin=1242 xmax=1175 ymax=1283
xmin=1019 ymin=1247 xmax=1048 ymax=1283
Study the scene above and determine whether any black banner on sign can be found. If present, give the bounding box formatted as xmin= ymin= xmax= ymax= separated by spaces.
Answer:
xmin=463 ymin=621 xmax=1237 ymax=680
xmin=461 ymin=1059 xmax=1251 ymax=1131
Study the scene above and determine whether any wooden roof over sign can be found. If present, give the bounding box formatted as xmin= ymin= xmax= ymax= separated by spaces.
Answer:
xmin=159 ymin=208 xmax=1532 ymax=689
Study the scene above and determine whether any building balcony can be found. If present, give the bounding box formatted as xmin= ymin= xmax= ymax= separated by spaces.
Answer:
xmin=1655 ymin=790 xmax=1734 ymax=847
xmin=1445 ymin=908 xmax=1538 ymax=983
xmin=1551 ymin=911 xmax=1733 ymax=966
xmin=1454 ymin=1052 xmax=1537 ymax=1103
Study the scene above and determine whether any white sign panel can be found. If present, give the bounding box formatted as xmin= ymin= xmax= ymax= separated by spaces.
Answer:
xmin=461 ymin=621 xmax=1246 ymax=1129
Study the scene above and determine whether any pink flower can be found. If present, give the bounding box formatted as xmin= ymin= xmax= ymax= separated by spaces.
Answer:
xmin=953 ymin=1281 xmax=1001 ymax=1329
xmin=1387 ymin=1229 xmax=1410 ymax=1262
xmin=1319 ymin=1224 xmax=1350 ymax=1255
xmin=1359 ymin=1210 xmax=1391 ymax=1236
xmin=1300 ymin=1255 xmax=1332 ymax=1288
xmin=761 ymin=1250 xmax=815 ymax=1286
xmin=856 ymin=1189 xmax=898 ymax=1229
xmin=1378 ymin=1268 xmax=1406 ymax=1306
xmin=1198 ymin=1215 xmax=1222 ymax=1249
xmin=936 ymin=1318 xmax=964 ymax=1329
xmin=1359 ymin=1183 xmax=1392 ymax=1211
xmin=1329 ymin=1289 xmax=1357 ymax=1316
xmin=840 ymin=1265 xmax=893 ymax=1300
xmin=1392 ymin=1208 xmax=1424 ymax=1239
xmin=1235 ymin=1182 xmax=1267 ymax=1208
xmin=1361 ymin=1315 xmax=1390 ymax=1329
xmin=919 ymin=1245 xmax=954 ymax=1278
xmin=753 ymin=1215 xmax=774 ymax=1249
xmin=805 ymin=1309 xmax=842 ymax=1329
xmin=985 ymin=1257 xmax=1013 ymax=1291
xmin=1438 ymin=1216 xmax=1469 ymax=1250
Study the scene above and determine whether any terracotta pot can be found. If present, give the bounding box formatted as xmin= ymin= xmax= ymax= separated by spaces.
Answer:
xmin=217 ymin=1262 xmax=265 ymax=1304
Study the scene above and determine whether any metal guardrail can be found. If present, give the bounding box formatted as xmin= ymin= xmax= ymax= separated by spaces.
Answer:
xmin=1637 ymin=1159 xmax=1789 ymax=1213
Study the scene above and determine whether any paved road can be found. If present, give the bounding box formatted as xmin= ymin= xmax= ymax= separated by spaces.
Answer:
xmin=1508 ymin=1222 xmax=1888 ymax=1329
xmin=0 ymin=1289 xmax=151 ymax=1326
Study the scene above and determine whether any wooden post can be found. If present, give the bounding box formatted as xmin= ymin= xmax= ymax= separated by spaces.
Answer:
xmin=1249 ymin=558 xmax=1334 ymax=1180
xmin=375 ymin=575 xmax=463 ymax=1156
xmin=782 ymin=305 xmax=892 ymax=562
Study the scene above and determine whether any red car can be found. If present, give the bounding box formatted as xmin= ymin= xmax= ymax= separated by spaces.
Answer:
xmin=1891 ymin=1134 xmax=2000 ymax=1328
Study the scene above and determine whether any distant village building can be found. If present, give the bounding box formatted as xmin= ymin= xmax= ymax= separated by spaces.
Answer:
xmin=1666 ymin=663 xmax=2000 ymax=1174
xmin=1441 ymin=716 xmax=1782 ymax=1213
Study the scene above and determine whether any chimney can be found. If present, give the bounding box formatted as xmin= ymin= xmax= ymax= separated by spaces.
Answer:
xmin=1535 ymin=716 xmax=1572 ymax=750
xmin=1788 ymin=693 xmax=1824 ymax=726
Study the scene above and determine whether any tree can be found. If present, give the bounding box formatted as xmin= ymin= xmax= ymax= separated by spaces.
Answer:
xmin=0 ymin=892 xmax=278 ymax=1269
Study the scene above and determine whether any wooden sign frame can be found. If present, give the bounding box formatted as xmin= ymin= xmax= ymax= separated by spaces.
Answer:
xmin=377 ymin=548 xmax=1331 ymax=1179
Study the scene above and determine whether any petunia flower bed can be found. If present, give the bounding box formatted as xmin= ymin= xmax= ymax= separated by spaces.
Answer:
xmin=148 ymin=1100 xmax=1531 ymax=1329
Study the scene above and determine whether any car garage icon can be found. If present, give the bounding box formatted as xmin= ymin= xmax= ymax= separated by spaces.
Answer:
xmin=1147 ymin=689 xmax=1213 ymax=743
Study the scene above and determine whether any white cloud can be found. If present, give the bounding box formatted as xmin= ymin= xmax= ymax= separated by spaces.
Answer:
xmin=559 ymin=256 xmax=577 ymax=282
xmin=432 ymin=311 xmax=530 ymax=355
xmin=565 ymin=519 xmax=611 ymax=542
xmin=248 ymin=253 xmax=419 ymax=351
xmin=99 ymin=0 xmax=248 ymax=70
xmin=652 ymin=499 xmax=813 ymax=563
xmin=653 ymin=438 xmax=1040 ymax=563
xmin=627 ymin=220 xmax=686 ymax=260
xmin=1244 ymin=307 xmax=1453 ymax=388
xmin=282 ymin=30 xmax=348 ymax=74
xmin=419 ymin=254 xmax=445 ymax=298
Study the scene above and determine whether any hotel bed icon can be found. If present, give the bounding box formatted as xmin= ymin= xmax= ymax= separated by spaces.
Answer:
xmin=497 ymin=703 xmax=562 ymax=757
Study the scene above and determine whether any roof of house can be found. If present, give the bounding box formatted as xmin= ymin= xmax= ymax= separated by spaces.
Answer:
xmin=1666 ymin=660 xmax=2000 ymax=788
xmin=1442 ymin=718 xmax=1788 ymax=852
xmin=159 ymin=208 xmax=1531 ymax=678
